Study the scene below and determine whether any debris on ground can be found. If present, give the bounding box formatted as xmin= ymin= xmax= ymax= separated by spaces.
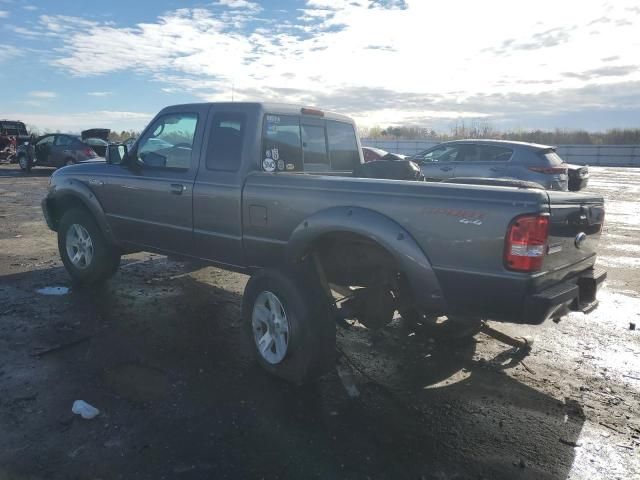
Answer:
xmin=336 ymin=365 xmax=360 ymax=398
xmin=72 ymin=400 xmax=100 ymax=419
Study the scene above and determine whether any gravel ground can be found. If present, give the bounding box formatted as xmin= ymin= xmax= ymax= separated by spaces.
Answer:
xmin=0 ymin=164 xmax=638 ymax=480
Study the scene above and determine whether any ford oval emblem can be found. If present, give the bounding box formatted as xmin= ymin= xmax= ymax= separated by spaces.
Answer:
xmin=575 ymin=232 xmax=587 ymax=248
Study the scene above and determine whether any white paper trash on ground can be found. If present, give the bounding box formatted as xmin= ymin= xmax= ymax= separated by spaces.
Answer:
xmin=72 ymin=400 xmax=100 ymax=419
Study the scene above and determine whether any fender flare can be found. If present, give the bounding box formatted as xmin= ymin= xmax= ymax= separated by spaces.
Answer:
xmin=286 ymin=206 xmax=447 ymax=313
xmin=44 ymin=179 xmax=117 ymax=245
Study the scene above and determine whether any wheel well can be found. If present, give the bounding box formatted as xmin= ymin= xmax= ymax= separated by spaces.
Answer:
xmin=307 ymin=231 xmax=404 ymax=291
xmin=46 ymin=195 xmax=88 ymax=231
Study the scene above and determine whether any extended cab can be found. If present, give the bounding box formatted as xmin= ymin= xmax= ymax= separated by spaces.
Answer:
xmin=42 ymin=102 xmax=606 ymax=383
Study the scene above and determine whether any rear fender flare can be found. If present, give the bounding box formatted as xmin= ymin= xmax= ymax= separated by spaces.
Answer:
xmin=45 ymin=180 xmax=117 ymax=245
xmin=286 ymin=206 xmax=447 ymax=313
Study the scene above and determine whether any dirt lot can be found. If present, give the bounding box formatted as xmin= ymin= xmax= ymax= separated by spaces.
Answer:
xmin=0 ymin=165 xmax=638 ymax=480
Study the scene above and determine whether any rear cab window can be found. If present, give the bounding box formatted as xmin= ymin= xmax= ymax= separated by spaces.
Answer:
xmin=261 ymin=113 xmax=360 ymax=174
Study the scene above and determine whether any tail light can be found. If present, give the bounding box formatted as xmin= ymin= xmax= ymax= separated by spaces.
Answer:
xmin=84 ymin=147 xmax=97 ymax=157
xmin=528 ymin=166 xmax=567 ymax=174
xmin=504 ymin=214 xmax=550 ymax=272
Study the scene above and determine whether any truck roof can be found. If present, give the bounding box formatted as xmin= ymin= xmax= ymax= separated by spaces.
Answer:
xmin=161 ymin=102 xmax=355 ymax=124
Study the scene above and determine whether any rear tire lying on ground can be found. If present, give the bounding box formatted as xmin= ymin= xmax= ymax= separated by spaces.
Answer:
xmin=57 ymin=207 xmax=121 ymax=285
xmin=400 ymin=308 xmax=483 ymax=340
xmin=242 ymin=267 xmax=336 ymax=384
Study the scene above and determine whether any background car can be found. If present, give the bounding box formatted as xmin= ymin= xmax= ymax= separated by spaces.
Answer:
xmin=408 ymin=139 xmax=581 ymax=191
xmin=16 ymin=133 xmax=99 ymax=172
xmin=362 ymin=146 xmax=407 ymax=162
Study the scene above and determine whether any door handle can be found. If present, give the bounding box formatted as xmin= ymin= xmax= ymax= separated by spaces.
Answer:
xmin=170 ymin=183 xmax=186 ymax=195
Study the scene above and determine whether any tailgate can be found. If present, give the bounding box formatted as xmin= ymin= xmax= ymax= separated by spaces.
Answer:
xmin=544 ymin=191 xmax=604 ymax=272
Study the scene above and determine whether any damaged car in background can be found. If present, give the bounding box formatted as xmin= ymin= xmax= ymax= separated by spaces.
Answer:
xmin=0 ymin=120 xmax=30 ymax=162
xmin=16 ymin=130 xmax=110 ymax=172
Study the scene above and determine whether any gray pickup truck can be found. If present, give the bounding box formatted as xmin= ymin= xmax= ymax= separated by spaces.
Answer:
xmin=42 ymin=102 xmax=606 ymax=383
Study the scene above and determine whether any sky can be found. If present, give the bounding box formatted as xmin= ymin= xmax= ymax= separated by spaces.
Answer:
xmin=1 ymin=0 xmax=639 ymax=133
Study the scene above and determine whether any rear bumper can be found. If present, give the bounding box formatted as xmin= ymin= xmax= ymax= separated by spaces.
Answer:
xmin=523 ymin=267 xmax=606 ymax=323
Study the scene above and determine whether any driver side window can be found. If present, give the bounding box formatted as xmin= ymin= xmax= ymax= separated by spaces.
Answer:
xmin=37 ymin=136 xmax=55 ymax=147
xmin=137 ymin=113 xmax=198 ymax=169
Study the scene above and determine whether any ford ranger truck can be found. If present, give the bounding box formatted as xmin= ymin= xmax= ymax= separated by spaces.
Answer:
xmin=42 ymin=102 xmax=606 ymax=383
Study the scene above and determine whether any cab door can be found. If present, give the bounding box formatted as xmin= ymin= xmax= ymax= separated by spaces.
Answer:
xmin=34 ymin=135 xmax=55 ymax=165
xmin=96 ymin=106 xmax=209 ymax=255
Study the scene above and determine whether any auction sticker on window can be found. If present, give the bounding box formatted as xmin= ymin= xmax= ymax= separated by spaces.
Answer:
xmin=263 ymin=158 xmax=276 ymax=172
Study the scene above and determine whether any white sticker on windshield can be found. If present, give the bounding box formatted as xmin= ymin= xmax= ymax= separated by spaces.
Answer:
xmin=266 ymin=115 xmax=281 ymax=123
xmin=277 ymin=159 xmax=285 ymax=171
xmin=265 ymin=149 xmax=271 ymax=158
xmin=263 ymin=158 xmax=276 ymax=172
xmin=271 ymin=148 xmax=279 ymax=161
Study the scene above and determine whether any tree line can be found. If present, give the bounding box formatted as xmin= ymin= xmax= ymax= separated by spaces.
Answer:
xmin=25 ymin=126 xmax=141 ymax=142
xmin=359 ymin=121 xmax=640 ymax=145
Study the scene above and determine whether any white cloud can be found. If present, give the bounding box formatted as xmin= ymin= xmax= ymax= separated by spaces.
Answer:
xmin=2 ymin=111 xmax=152 ymax=132
xmin=0 ymin=49 xmax=17 ymax=64
xmin=29 ymin=90 xmax=57 ymax=99
xmin=33 ymin=0 xmax=640 ymax=127
xmin=0 ymin=10 xmax=9 ymax=17
xmin=215 ymin=0 xmax=262 ymax=12
xmin=23 ymin=5 xmax=37 ymax=10
xmin=87 ymin=91 xmax=113 ymax=97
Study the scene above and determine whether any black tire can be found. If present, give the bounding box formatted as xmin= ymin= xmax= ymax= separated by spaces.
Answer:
xmin=18 ymin=154 xmax=31 ymax=173
xmin=242 ymin=267 xmax=335 ymax=384
xmin=400 ymin=308 xmax=483 ymax=340
xmin=58 ymin=207 xmax=120 ymax=285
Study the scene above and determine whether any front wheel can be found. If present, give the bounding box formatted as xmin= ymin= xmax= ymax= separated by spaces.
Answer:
xmin=242 ymin=267 xmax=335 ymax=384
xmin=58 ymin=208 xmax=121 ymax=285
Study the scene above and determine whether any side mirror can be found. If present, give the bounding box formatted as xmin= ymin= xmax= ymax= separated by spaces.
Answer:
xmin=106 ymin=144 xmax=128 ymax=165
